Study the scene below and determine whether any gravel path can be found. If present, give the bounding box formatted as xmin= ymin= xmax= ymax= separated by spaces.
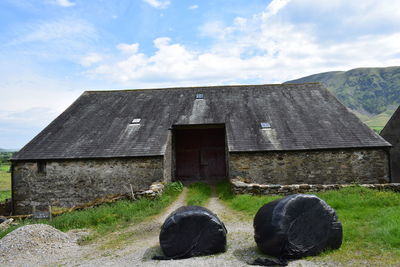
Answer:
xmin=0 ymin=187 xmax=329 ymax=266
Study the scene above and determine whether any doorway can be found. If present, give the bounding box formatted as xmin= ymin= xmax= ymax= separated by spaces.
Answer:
xmin=174 ymin=125 xmax=227 ymax=181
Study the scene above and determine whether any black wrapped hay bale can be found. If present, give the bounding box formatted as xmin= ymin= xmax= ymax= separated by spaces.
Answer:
xmin=158 ymin=206 xmax=227 ymax=259
xmin=254 ymin=194 xmax=342 ymax=259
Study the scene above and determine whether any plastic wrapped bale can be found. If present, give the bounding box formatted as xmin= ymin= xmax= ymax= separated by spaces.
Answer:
xmin=254 ymin=194 xmax=342 ymax=259
xmin=158 ymin=206 xmax=227 ymax=259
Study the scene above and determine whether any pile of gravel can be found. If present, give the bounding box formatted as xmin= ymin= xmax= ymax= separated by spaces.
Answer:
xmin=0 ymin=224 xmax=80 ymax=265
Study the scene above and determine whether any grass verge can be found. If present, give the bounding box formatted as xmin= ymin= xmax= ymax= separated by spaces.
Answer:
xmin=0 ymin=164 xmax=10 ymax=172
xmin=0 ymin=181 xmax=183 ymax=241
xmin=186 ymin=182 xmax=212 ymax=206
xmin=216 ymin=181 xmax=400 ymax=266
xmin=0 ymin=190 xmax=11 ymax=202
xmin=0 ymin=164 xmax=11 ymax=192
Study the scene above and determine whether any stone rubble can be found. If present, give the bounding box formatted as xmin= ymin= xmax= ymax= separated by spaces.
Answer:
xmin=132 ymin=182 xmax=165 ymax=199
xmin=0 ymin=218 xmax=14 ymax=231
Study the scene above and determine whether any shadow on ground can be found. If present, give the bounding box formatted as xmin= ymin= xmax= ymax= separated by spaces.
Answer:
xmin=142 ymin=245 xmax=163 ymax=261
xmin=233 ymin=245 xmax=265 ymax=265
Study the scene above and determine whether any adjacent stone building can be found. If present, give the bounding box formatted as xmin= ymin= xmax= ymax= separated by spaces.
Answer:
xmin=11 ymin=84 xmax=391 ymax=214
xmin=380 ymin=106 xmax=400 ymax=182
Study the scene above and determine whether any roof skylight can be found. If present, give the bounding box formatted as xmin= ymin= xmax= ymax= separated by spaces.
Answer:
xmin=260 ymin=122 xmax=271 ymax=129
xmin=131 ymin=118 xmax=141 ymax=124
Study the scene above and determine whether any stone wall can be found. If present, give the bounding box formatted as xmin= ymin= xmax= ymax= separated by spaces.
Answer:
xmin=229 ymin=148 xmax=390 ymax=185
xmin=12 ymin=157 xmax=164 ymax=214
xmin=231 ymin=178 xmax=400 ymax=195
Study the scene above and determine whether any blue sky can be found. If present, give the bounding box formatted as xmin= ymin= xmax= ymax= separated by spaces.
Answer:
xmin=1 ymin=0 xmax=400 ymax=149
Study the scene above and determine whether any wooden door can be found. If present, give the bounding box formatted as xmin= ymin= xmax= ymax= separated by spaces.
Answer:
xmin=175 ymin=128 xmax=226 ymax=180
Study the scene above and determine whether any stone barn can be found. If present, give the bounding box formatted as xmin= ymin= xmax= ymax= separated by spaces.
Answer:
xmin=380 ymin=105 xmax=400 ymax=182
xmin=11 ymin=84 xmax=391 ymax=214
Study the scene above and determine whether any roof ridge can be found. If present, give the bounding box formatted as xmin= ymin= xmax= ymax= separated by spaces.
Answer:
xmin=84 ymin=83 xmax=323 ymax=93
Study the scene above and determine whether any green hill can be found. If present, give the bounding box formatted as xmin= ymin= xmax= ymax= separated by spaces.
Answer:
xmin=286 ymin=66 xmax=400 ymax=115
xmin=286 ymin=66 xmax=400 ymax=130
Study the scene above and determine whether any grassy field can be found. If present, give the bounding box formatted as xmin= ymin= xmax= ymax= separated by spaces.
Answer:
xmin=369 ymin=126 xmax=385 ymax=133
xmin=0 ymin=181 xmax=183 ymax=240
xmin=0 ymin=191 xmax=11 ymax=202
xmin=186 ymin=182 xmax=212 ymax=206
xmin=363 ymin=109 xmax=395 ymax=127
xmin=0 ymin=164 xmax=10 ymax=172
xmin=353 ymin=108 xmax=395 ymax=133
xmin=216 ymin=182 xmax=400 ymax=266
xmin=0 ymin=163 xmax=11 ymax=201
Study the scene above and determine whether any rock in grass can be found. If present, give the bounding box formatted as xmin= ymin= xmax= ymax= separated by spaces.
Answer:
xmin=0 ymin=216 xmax=7 ymax=224
xmin=253 ymin=194 xmax=342 ymax=259
xmin=156 ymin=206 xmax=227 ymax=259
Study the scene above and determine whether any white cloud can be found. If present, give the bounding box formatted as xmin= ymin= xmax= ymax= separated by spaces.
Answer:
xmin=0 ymin=67 xmax=82 ymax=113
xmin=88 ymin=34 xmax=400 ymax=87
xmin=10 ymin=19 xmax=96 ymax=45
xmin=0 ymin=52 xmax=112 ymax=147
xmin=189 ymin=5 xmax=198 ymax=10
xmin=143 ymin=0 xmax=170 ymax=9
xmin=80 ymin=53 xmax=103 ymax=67
xmin=0 ymin=108 xmax=59 ymax=128
xmin=117 ymin=43 xmax=140 ymax=54
xmin=6 ymin=18 xmax=98 ymax=63
xmin=262 ymin=0 xmax=291 ymax=19
xmin=55 ymin=0 xmax=75 ymax=7
xmin=84 ymin=0 xmax=400 ymax=87
xmin=199 ymin=21 xmax=229 ymax=40
xmin=0 ymin=57 xmax=87 ymax=148
xmin=285 ymin=0 xmax=400 ymax=34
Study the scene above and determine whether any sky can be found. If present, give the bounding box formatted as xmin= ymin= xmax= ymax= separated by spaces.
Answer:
xmin=1 ymin=0 xmax=400 ymax=149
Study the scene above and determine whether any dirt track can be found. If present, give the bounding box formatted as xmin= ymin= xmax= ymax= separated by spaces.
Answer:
xmin=1 ymin=188 xmax=326 ymax=266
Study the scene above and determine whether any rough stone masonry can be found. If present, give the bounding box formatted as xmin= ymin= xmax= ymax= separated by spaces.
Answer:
xmin=229 ymin=148 xmax=390 ymax=185
xmin=12 ymin=157 xmax=164 ymax=214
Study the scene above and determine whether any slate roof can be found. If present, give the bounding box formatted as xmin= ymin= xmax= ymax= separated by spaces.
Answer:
xmin=13 ymin=83 xmax=390 ymax=160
